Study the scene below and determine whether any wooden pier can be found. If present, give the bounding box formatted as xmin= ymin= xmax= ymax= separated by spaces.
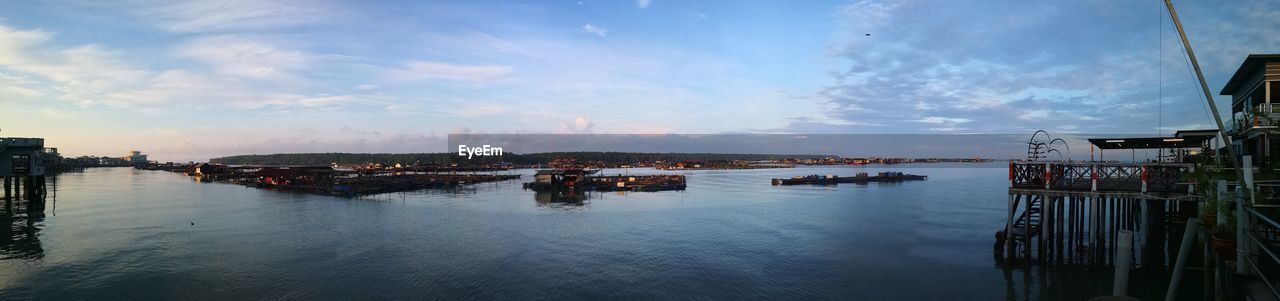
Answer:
xmin=998 ymin=161 xmax=1197 ymax=267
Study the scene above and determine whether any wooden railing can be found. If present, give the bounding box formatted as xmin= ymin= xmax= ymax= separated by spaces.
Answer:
xmin=1009 ymin=161 xmax=1192 ymax=193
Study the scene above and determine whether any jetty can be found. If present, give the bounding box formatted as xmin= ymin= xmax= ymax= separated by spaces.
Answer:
xmin=523 ymin=168 xmax=686 ymax=192
xmin=771 ymin=172 xmax=926 ymax=186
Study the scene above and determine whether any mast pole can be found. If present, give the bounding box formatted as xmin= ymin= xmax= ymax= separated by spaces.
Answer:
xmin=1163 ymin=0 xmax=1252 ymax=202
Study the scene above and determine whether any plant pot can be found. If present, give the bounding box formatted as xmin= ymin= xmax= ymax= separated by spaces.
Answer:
xmin=1212 ymin=235 xmax=1237 ymax=259
xmin=1200 ymin=213 xmax=1217 ymax=227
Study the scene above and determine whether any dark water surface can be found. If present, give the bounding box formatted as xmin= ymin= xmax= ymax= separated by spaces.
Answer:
xmin=0 ymin=166 xmax=1178 ymax=300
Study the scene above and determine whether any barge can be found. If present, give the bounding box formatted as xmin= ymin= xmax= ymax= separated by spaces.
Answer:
xmin=771 ymin=171 xmax=926 ymax=186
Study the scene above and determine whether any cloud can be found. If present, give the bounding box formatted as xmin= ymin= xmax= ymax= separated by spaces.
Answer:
xmin=0 ymin=23 xmax=394 ymax=112
xmin=160 ymin=131 xmax=450 ymax=162
xmin=175 ymin=35 xmax=311 ymax=82
xmin=0 ymin=73 xmax=46 ymax=101
xmin=384 ymin=60 xmax=513 ymax=83
xmin=582 ymin=24 xmax=608 ymax=37
xmin=1016 ymin=110 xmax=1050 ymax=121
xmin=783 ymin=0 xmax=1280 ymax=134
xmin=914 ymin=116 xmax=971 ymax=124
xmin=415 ymin=32 xmax=543 ymax=60
xmin=0 ymin=25 xmax=152 ymax=107
xmin=384 ymin=104 xmax=419 ymax=115
xmin=443 ymin=103 xmax=512 ymax=118
xmin=637 ymin=0 xmax=652 ymax=8
xmin=130 ymin=0 xmax=343 ymax=33
xmin=559 ymin=116 xmax=595 ymax=133
xmin=40 ymin=107 xmax=79 ymax=120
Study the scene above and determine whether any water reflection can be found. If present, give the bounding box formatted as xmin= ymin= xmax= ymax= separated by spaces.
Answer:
xmin=0 ymin=212 xmax=43 ymax=260
xmin=1 ymin=176 xmax=51 ymax=261
xmin=534 ymin=190 xmax=594 ymax=207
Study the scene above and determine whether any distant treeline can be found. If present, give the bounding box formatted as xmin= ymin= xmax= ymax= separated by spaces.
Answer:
xmin=208 ymin=152 xmax=833 ymax=165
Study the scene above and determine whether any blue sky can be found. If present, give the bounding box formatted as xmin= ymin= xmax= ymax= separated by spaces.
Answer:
xmin=0 ymin=0 xmax=1277 ymax=162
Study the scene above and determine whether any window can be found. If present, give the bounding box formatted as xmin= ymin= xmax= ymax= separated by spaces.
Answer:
xmin=12 ymin=154 xmax=29 ymax=175
xmin=1271 ymin=81 xmax=1279 ymax=104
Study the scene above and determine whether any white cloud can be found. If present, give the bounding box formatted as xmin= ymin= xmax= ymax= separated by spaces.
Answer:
xmin=559 ymin=116 xmax=595 ymax=133
xmin=444 ymin=103 xmax=512 ymax=118
xmin=0 ymin=73 xmax=46 ymax=101
xmin=1017 ymin=110 xmax=1050 ymax=121
xmin=384 ymin=104 xmax=419 ymax=115
xmin=788 ymin=0 xmax=1259 ymax=134
xmin=175 ymin=35 xmax=311 ymax=82
xmin=914 ymin=116 xmax=972 ymax=124
xmin=0 ymin=25 xmax=151 ymax=107
xmin=40 ymin=107 xmax=79 ymax=120
xmin=582 ymin=24 xmax=608 ymax=37
xmin=132 ymin=0 xmax=343 ymax=33
xmin=637 ymin=0 xmax=652 ymax=8
xmin=0 ymin=24 xmax=390 ymax=112
xmin=384 ymin=60 xmax=513 ymax=83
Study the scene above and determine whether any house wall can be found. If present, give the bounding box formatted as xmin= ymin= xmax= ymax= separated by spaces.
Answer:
xmin=1230 ymin=61 xmax=1280 ymax=109
xmin=0 ymin=138 xmax=46 ymax=177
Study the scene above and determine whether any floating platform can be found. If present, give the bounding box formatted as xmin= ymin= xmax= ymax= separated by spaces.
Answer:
xmin=771 ymin=172 xmax=926 ymax=185
xmin=523 ymin=169 xmax=686 ymax=192
xmin=586 ymin=175 xmax=687 ymax=192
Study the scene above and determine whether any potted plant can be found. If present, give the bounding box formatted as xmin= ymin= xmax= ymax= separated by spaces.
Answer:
xmin=1212 ymin=200 xmax=1238 ymax=259
xmin=1190 ymin=150 xmax=1220 ymax=228
xmin=1200 ymin=194 xmax=1218 ymax=227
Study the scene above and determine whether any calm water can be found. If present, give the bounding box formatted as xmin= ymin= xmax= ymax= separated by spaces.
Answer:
xmin=0 ymin=166 xmax=1185 ymax=300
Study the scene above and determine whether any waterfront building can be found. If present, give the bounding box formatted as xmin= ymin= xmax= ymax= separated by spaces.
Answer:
xmin=0 ymin=137 xmax=46 ymax=176
xmin=121 ymin=150 xmax=148 ymax=167
xmin=1221 ymin=54 xmax=1280 ymax=170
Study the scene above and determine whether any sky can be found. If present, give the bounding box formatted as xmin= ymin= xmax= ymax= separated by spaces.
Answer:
xmin=0 ymin=0 xmax=1277 ymax=162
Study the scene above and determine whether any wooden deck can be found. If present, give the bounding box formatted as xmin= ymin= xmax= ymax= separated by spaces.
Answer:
xmin=999 ymin=161 xmax=1198 ymax=266
xmin=1009 ymin=161 xmax=1194 ymax=193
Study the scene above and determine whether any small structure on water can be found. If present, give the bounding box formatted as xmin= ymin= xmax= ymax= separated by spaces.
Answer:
xmin=771 ymin=172 xmax=926 ymax=186
xmin=523 ymin=168 xmax=686 ymax=192
xmin=1 ymin=137 xmax=50 ymax=217
xmin=0 ymin=138 xmax=46 ymax=177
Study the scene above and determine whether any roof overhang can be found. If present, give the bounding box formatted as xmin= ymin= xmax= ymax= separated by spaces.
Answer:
xmin=1220 ymin=54 xmax=1280 ymax=95
xmin=1087 ymin=136 xmax=1212 ymax=150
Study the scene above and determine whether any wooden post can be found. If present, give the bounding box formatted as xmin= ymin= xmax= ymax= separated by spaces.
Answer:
xmin=1093 ymin=195 xmax=1101 ymax=265
xmin=1040 ymin=194 xmax=1049 ymax=260
xmin=24 ymin=176 xmax=32 ymax=202
xmin=1024 ymin=195 xmax=1032 ymax=261
xmin=1057 ymin=195 xmax=1065 ymax=264
xmin=3 ymin=176 xmax=9 ymax=215
xmin=1066 ymin=195 xmax=1073 ymax=264
xmin=1007 ymin=194 xmax=1017 ymax=259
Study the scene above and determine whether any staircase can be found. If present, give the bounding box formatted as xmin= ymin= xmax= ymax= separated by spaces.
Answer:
xmin=1011 ymin=195 xmax=1044 ymax=239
